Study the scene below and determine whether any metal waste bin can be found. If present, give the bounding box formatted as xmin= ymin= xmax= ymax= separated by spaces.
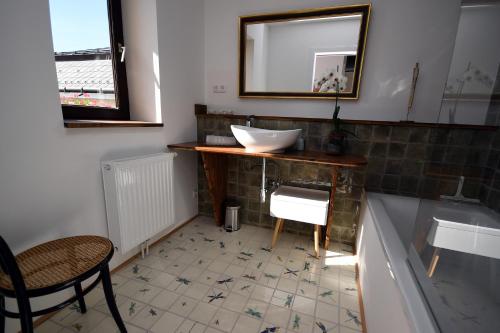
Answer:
xmin=225 ymin=201 xmax=240 ymax=232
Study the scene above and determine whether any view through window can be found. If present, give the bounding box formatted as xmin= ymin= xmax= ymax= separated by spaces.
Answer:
xmin=49 ymin=0 xmax=118 ymax=109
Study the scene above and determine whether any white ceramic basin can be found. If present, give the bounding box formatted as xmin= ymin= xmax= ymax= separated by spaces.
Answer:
xmin=231 ymin=125 xmax=301 ymax=153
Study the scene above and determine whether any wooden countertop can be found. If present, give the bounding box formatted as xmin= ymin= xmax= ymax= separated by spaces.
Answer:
xmin=168 ymin=142 xmax=367 ymax=167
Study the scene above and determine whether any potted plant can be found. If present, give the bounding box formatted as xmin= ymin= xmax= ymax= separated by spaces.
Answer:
xmin=324 ymin=76 xmax=354 ymax=155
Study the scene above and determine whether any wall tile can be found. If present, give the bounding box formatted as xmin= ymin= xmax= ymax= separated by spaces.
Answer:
xmin=448 ymin=129 xmax=474 ymax=145
xmin=426 ymin=145 xmax=446 ymax=163
xmin=409 ymin=128 xmax=430 ymax=143
xmin=381 ymin=175 xmax=399 ymax=190
xmin=366 ymin=158 xmax=385 ymax=174
xmin=487 ymin=190 xmax=500 ymax=210
xmin=196 ymin=115 xmax=498 ymax=244
xmin=429 ymin=128 xmax=450 ymax=144
xmin=399 ymin=176 xmax=419 ymax=194
xmin=406 ymin=144 xmax=427 ymax=160
xmin=385 ymin=159 xmax=402 ymax=175
xmin=492 ymin=130 xmax=500 ymax=148
xmin=373 ymin=126 xmax=391 ymax=141
xmin=401 ymin=160 xmax=423 ymax=176
xmin=388 ymin=143 xmax=407 ymax=158
xmin=364 ymin=174 xmax=382 ymax=190
xmin=487 ymin=150 xmax=499 ymax=169
xmin=471 ymin=131 xmax=494 ymax=146
xmin=369 ymin=143 xmax=388 ymax=157
xmin=346 ymin=140 xmax=370 ymax=156
xmin=355 ymin=125 xmax=372 ymax=140
xmin=444 ymin=147 xmax=468 ymax=164
xmin=391 ymin=127 xmax=410 ymax=142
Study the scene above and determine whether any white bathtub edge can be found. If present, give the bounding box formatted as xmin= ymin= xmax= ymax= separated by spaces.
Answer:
xmin=362 ymin=192 xmax=439 ymax=333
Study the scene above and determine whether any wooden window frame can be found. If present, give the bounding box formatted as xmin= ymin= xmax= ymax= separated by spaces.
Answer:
xmin=58 ymin=0 xmax=130 ymax=120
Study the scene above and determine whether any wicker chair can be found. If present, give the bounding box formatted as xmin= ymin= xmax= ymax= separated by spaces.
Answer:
xmin=0 ymin=235 xmax=126 ymax=333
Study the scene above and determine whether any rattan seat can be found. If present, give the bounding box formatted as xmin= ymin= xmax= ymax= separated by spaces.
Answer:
xmin=0 ymin=236 xmax=112 ymax=291
xmin=0 ymin=234 xmax=126 ymax=332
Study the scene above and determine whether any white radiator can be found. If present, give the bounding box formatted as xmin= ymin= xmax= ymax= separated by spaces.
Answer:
xmin=101 ymin=153 xmax=176 ymax=254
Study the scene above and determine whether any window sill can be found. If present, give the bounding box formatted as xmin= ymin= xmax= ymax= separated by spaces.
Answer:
xmin=64 ymin=120 xmax=164 ymax=128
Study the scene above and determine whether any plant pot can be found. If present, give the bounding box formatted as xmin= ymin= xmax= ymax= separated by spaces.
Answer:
xmin=326 ymin=132 xmax=345 ymax=155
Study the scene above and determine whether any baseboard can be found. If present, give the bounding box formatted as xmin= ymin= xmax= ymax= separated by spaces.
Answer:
xmin=28 ymin=214 xmax=199 ymax=331
xmin=355 ymin=263 xmax=368 ymax=333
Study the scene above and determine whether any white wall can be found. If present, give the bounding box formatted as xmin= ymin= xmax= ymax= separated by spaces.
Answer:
xmin=246 ymin=24 xmax=269 ymax=91
xmin=205 ymin=0 xmax=461 ymax=122
xmin=0 ymin=0 xmax=203 ymax=331
xmin=446 ymin=5 xmax=500 ymax=96
xmin=438 ymin=4 xmax=500 ymax=125
xmin=122 ymin=0 xmax=162 ymax=123
xmin=266 ymin=18 xmax=360 ymax=91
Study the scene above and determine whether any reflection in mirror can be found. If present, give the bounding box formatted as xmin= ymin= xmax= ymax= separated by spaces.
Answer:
xmin=438 ymin=0 xmax=500 ymax=125
xmin=409 ymin=198 xmax=500 ymax=333
xmin=312 ymin=52 xmax=356 ymax=93
xmin=244 ymin=16 xmax=361 ymax=93
xmin=239 ymin=5 xmax=370 ymax=100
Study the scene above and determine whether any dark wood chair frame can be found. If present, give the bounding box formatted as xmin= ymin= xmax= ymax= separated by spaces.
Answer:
xmin=0 ymin=236 xmax=127 ymax=333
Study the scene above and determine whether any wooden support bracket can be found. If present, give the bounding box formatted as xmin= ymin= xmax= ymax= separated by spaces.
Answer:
xmin=201 ymin=152 xmax=227 ymax=226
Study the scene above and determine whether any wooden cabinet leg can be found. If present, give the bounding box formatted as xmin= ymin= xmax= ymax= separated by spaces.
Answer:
xmin=272 ymin=218 xmax=283 ymax=248
xmin=324 ymin=167 xmax=339 ymax=249
xmin=427 ymin=248 xmax=441 ymax=278
xmin=314 ymin=225 xmax=320 ymax=258
xmin=201 ymin=153 xmax=227 ymax=226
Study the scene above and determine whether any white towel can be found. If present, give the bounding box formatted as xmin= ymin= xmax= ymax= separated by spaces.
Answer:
xmin=206 ymin=135 xmax=237 ymax=146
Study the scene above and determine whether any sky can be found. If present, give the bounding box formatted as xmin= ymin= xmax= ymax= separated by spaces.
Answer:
xmin=49 ymin=0 xmax=111 ymax=52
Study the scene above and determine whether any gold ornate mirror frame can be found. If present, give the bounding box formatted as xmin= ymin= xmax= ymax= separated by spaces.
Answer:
xmin=238 ymin=4 xmax=371 ymax=100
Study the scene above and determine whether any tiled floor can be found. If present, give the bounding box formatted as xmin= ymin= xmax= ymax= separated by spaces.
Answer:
xmin=37 ymin=216 xmax=363 ymax=333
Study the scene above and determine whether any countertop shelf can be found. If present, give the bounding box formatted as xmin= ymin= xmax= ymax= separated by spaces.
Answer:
xmin=167 ymin=142 xmax=367 ymax=167
xmin=168 ymin=141 xmax=365 ymax=248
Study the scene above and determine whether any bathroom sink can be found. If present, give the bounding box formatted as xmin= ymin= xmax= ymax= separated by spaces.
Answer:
xmin=231 ymin=125 xmax=301 ymax=153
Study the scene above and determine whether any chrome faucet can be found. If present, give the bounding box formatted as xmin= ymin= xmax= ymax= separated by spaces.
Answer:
xmin=246 ymin=115 xmax=255 ymax=127
xmin=440 ymin=176 xmax=480 ymax=204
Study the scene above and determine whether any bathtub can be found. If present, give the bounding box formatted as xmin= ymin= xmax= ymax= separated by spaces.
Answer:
xmin=356 ymin=192 xmax=438 ymax=333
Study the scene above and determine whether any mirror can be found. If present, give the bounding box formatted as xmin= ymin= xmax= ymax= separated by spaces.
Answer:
xmin=438 ymin=0 xmax=500 ymax=125
xmin=239 ymin=5 xmax=371 ymax=100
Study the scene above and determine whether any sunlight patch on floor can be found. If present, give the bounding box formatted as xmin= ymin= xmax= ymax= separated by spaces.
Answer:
xmin=323 ymin=250 xmax=357 ymax=267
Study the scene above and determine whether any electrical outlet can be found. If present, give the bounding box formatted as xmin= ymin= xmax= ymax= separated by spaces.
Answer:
xmin=192 ymin=190 xmax=198 ymax=199
xmin=213 ymin=85 xmax=226 ymax=93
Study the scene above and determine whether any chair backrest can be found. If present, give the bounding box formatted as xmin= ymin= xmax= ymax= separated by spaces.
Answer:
xmin=0 ymin=236 xmax=34 ymax=332
xmin=0 ymin=236 xmax=28 ymax=295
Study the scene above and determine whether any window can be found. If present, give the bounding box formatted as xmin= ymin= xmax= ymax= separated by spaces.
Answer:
xmin=49 ymin=0 xmax=129 ymax=120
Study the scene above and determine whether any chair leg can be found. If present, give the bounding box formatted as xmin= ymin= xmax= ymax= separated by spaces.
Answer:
xmin=427 ymin=248 xmax=441 ymax=278
xmin=16 ymin=295 xmax=33 ymax=333
xmin=0 ymin=295 xmax=5 ymax=333
xmin=271 ymin=218 xmax=283 ymax=248
xmin=101 ymin=265 xmax=127 ymax=333
xmin=74 ymin=282 xmax=87 ymax=314
xmin=314 ymin=225 xmax=320 ymax=258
